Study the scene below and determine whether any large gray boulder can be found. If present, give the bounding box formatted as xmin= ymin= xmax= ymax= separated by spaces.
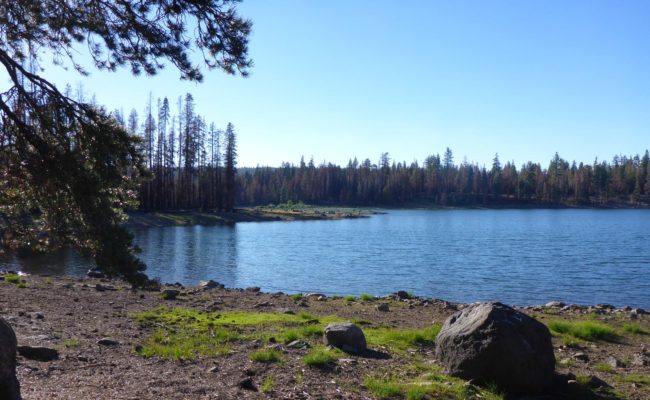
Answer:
xmin=323 ymin=322 xmax=366 ymax=353
xmin=0 ymin=318 xmax=21 ymax=400
xmin=435 ymin=302 xmax=555 ymax=395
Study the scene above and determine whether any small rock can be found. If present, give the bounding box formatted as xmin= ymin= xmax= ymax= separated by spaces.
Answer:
xmin=245 ymin=287 xmax=261 ymax=293
xmin=545 ymin=301 xmax=565 ymax=308
xmin=86 ymin=269 xmax=105 ymax=278
xmin=97 ymin=338 xmax=119 ymax=346
xmin=375 ymin=303 xmax=390 ymax=312
xmin=278 ymin=308 xmax=295 ymax=315
xmin=198 ymin=280 xmax=222 ymax=289
xmin=32 ymin=312 xmax=45 ymax=320
xmin=207 ymin=366 xmax=218 ymax=373
xmin=606 ymin=355 xmax=621 ymax=368
xmin=287 ymin=340 xmax=310 ymax=349
xmin=323 ymin=323 xmax=367 ymax=353
xmin=305 ymin=293 xmax=326 ymax=299
xmin=160 ymin=289 xmax=180 ymax=300
xmin=573 ymin=352 xmax=589 ymax=361
xmin=395 ymin=290 xmax=410 ymax=300
xmin=238 ymin=377 xmax=257 ymax=391
xmin=254 ymin=301 xmax=270 ymax=308
xmin=17 ymin=345 xmax=59 ymax=361
xmin=631 ymin=352 xmax=650 ymax=367
xmin=95 ymin=284 xmax=115 ymax=292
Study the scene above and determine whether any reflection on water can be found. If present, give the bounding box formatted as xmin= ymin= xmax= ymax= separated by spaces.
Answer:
xmin=2 ymin=209 xmax=650 ymax=308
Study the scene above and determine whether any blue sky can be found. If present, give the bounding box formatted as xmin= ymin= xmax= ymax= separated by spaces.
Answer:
xmin=30 ymin=0 xmax=650 ymax=168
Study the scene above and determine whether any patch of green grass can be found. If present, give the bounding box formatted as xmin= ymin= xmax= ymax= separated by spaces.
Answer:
xmin=43 ymin=277 xmax=52 ymax=285
xmin=303 ymin=347 xmax=339 ymax=367
xmin=344 ymin=295 xmax=356 ymax=302
xmin=562 ymin=336 xmax=583 ymax=348
xmin=131 ymin=307 xmax=344 ymax=360
xmin=364 ymin=372 xmax=504 ymax=400
xmin=250 ymin=348 xmax=283 ymax=363
xmin=595 ymin=363 xmax=615 ymax=373
xmin=365 ymin=324 xmax=441 ymax=352
xmin=359 ymin=293 xmax=375 ymax=301
xmin=16 ymin=281 xmax=28 ymax=288
xmin=136 ymin=328 xmax=236 ymax=360
xmin=290 ymin=293 xmax=303 ymax=301
xmin=279 ymin=324 xmax=323 ymax=343
xmin=261 ymin=376 xmax=275 ymax=393
xmin=617 ymin=374 xmax=650 ymax=384
xmin=623 ymin=323 xmax=647 ymax=335
xmin=159 ymin=291 xmax=176 ymax=300
xmin=548 ymin=320 xmax=618 ymax=342
xmin=296 ymin=370 xmax=303 ymax=384
xmin=64 ymin=339 xmax=80 ymax=348
xmin=4 ymin=274 xmax=21 ymax=284
xmin=364 ymin=376 xmax=403 ymax=399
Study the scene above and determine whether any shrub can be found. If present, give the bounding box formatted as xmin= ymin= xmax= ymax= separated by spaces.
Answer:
xmin=623 ymin=323 xmax=647 ymax=335
xmin=359 ymin=293 xmax=375 ymax=301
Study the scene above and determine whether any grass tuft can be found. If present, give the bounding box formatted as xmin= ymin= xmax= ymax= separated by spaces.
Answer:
xmin=548 ymin=320 xmax=618 ymax=342
xmin=365 ymin=324 xmax=441 ymax=352
xmin=623 ymin=323 xmax=647 ymax=335
xmin=4 ymin=274 xmax=21 ymax=284
xmin=290 ymin=293 xmax=303 ymax=301
xmin=250 ymin=348 xmax=283 ymax=363
xmin=359 ymin=293 xmax=375 ymax=301
xmin=344 ymin=295 xmax=356 ymax=302
xmin=303 ymin=347 xmax=338 ymax=367
xmin=364 ymin=376 xmax=403 ymax=399
xmin=261 ymin=376 xmax=275 ymax=393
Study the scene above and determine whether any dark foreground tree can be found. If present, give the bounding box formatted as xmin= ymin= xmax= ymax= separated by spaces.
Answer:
xmin=0 ymin=0 xmax=252 ymax=284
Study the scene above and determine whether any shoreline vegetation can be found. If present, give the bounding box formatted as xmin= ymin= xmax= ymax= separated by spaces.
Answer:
xmin=125 ymin=200 xmax=649 ymax=229
xmin=2 ymin=273 xmax=649 ymax=399
xmin=126 ymin=204 xmax=380 ymax=228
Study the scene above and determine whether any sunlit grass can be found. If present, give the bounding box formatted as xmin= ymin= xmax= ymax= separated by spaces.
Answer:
xmin=365 ymin=324 xmax=441 ymax=352
xmin=548 ymin=320 xmax=618 ymax=342
xmin=303 ymin=347 xmax=340 ymax=367
xmin=250 ymin=348 xmax=283 ymax=363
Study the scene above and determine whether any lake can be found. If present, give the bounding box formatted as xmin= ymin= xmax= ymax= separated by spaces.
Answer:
xmin=3 ymin=209 xmax=650 ymax=308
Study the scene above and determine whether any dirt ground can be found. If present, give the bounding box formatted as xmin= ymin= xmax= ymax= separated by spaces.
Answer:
xmin=1 ymin=274 xmax=649 ymax=399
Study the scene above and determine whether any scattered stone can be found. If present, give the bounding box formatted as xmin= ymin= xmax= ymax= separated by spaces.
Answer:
xmin=238 ymin=377 xmax=257 ymax=391
xmin=207 ymin=366 xmax=218 ymax=373
xmin=86 ymin=269 xmax=105 ymax=279
xmin=0 ymin=318 xmax=21 ymax=400
xmin=305 ymin=293 xmax=325 ymax=299
xmin=254 ymin=301 xmax=270 ymax=308
xmin=160 ymin=289 xmax=180 ymax=300
xmin=395 ymin=290 xmax=410 ymax=300
xmin=338 ymin=358 xmax=358 ymax=365
xmin=375 ymin=303 xmax=389 ymax=312
xmin=631 ymin=352 xmax=650 ymax=367
xmin=198 ymin=280 xmax=222 ymax=289
xmin=606 ymin=355 xmax=621 ymax=368
xmin=545 ymin=301 xmax=565 ymax=308
xmin=573 ymin=352 xmax=589 ymax=361
xmin=17 ymin=345 xmax=59 ymax=361
xmin=95 ymin=284 xmax=115 ymax=292
xmin=245 ymin=287 xmax=261 ymax=293
xmin=97 ymin=338 xmax=119 ymax=346
xmin=558 ymin=358 xmax=572 ymax=366
xmin=434 ymin=302 xmax=555 ymax=395
xmin=32 ymin=312 xmax=44 ymax=320
xmin=278 ymin=308 xmax=295 ymax=315
xmin=323 ymin=323 xmax=366 ymax=353
xmin=629 ymin=311 xmax=639 ymax=320
xmin=287 ymin=340 xmax=310 ymax=349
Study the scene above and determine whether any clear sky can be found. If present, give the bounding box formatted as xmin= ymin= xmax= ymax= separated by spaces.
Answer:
xmin=28 ymin=0 xmax=650 ymax=168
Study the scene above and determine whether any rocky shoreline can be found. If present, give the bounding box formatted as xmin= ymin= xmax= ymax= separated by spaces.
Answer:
xmin=1 ymin=273 xmax=649 ymax=399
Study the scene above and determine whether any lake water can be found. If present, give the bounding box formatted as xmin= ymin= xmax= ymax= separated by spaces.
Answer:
xmin=3 ymin=209 xmax=650 ymax=308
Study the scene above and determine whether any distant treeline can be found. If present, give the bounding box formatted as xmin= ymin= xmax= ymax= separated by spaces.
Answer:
xmin=117 ymin=93 xmax=238 ymax=211
xmin=236 ymin=149 xmax=650 ymax=207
